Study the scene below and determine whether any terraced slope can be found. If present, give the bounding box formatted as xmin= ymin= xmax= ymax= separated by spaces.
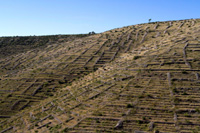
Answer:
xmin=0 ymin=19 xmax=200 ymax=132
xmin=0 ymin=34 xmax=88 ymax=58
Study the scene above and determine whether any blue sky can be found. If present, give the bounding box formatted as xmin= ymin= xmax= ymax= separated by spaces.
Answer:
xmin=0 ymin=0 xmax=199 ymax=36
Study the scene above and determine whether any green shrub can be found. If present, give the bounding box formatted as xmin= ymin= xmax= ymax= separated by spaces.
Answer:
xmin=182 ymin=70 xmax=188 ymax=74
xmin=61 ymin=128 xmax=68 ymax=132
xmin=182 ymin=92 xmax=188 ymax=95
xmin=184 ymin=113 xmax=191 ymax=117
xmin=133 ymin=56 xmax=141 ymax=60
xmin=126 ymin=103 xmax=133 ymax=108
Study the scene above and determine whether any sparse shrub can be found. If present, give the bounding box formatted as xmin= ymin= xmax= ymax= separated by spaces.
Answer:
xmin=50 ymin=124 xmax=62 ymax=132
xmin=195 ymin=108 xmax=200 ymax=113
xmin=147 ymin=94 xmax=153 ymax=98
xmin=185 ymin=119 xmax=192 ymax=124
xmin=134 ymin=85 xmax=142 ymax=88
xmin=182 ymin=91 xmax=188 ymax=95
xmin=182 ymin=70 xmax=188 ymax=74
xmin=58 ymin=81 xmax=65 ymax=84
xmin=121 ymin=113 xmax=126 ymax=116
xmin=96 ymin=120 xmax=100 ymax=123
xmin=184 ymin=113 xmax=191 ymax=117
xmin=133 ymin=56 xmax=141 ymax=60
xmin=173 ymin=97 xmax=180 ymax=104
xmin=6 ymin=93 xmax=12 ymax=98
xmin=93 ymin=111 xmax=103 ymax=116
xmin=84 ymin=67 xmax=88 ymax=70
xmin=96 ymin=80 xmax=101 ymax=84
xmin=93 ymin=67 xmax=98 ymax=71
xmin=46 ymin=124 xmax=50 ymax=128
xmin=192 ymin=129 xmax=198 ymax=133
xmin=61 ymin=128 xmax=68 ymax=132
xmin=172 ymin=88 xmax=178 ymax=93
xmin=45 ymin=92 xmax=53 ymax=96
xmin=43 ymin=82 xmax=48 ymax=87
xmin=138 ymin=94 xmax=144 ymax=98
xmin=49 ymin=115 xmax=54 ymax=120
xmin=126 ymin=103 xmax=133 ymax=108
xmin=137 ymin=69 xmax=142 ymax=73
xmin=136 ymin=120 xmax=143 ymax=124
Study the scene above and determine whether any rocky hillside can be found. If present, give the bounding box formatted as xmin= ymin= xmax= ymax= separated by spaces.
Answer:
xmin=0 ymin=19 xmax=200 ymax=133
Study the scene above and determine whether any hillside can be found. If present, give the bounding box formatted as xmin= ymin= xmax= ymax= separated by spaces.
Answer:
xmin=0 ymin=18 xmax=200 ymax=133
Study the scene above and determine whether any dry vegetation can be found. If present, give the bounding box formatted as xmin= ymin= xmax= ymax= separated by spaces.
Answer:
xmin=0 ymin=19 xmax=200 ymax=133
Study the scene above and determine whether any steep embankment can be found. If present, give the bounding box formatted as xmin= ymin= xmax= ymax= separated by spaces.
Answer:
xmin=0 ymin=19 xmax=200 ymax=132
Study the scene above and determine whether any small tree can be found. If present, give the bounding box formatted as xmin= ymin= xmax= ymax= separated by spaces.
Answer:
xmin=89 ymin=31 xmax=96 ymax=35
xmin=148 ymin=18 xmax=152 ymax=23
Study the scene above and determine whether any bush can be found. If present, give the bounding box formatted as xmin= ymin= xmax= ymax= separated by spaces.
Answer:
xmin=96 ymin=120 xmax=100 ymax=123
xmin=126 ymin=103 xmax=133 ymax=108
xmin=182 ymin=92 xmax=188 ymax=95
xmin=93 ymin=111 xmax=103 ymax=116
xmin=182 ymin=70 xmax=188 ymax=74
xmin=184 ymin=113 xmax=191 ymax=117
xmin=136 ymin=120 xmax=143 ymax=124
xmin=134 ymin=85 xmax=142 ymax=88
xmin=173 ymin=97 xmax=180 ymax=104
xmin=195 ymin=108 xmax=200 ymax=113
xmin=133 ymin=56 xmax=141 ymax=60
xmin=6 ymin=93 xmax=12 ymax=98
xmin=61 ymin=128 xmax=68 ymax=132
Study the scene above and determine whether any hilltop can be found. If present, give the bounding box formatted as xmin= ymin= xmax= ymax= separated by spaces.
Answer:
xmin=0 ymin=18 xmax=200 ymax=133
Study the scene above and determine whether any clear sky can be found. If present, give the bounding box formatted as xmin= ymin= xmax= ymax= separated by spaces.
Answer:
xmin=0 ymin=0 xmax=199 ymax=36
